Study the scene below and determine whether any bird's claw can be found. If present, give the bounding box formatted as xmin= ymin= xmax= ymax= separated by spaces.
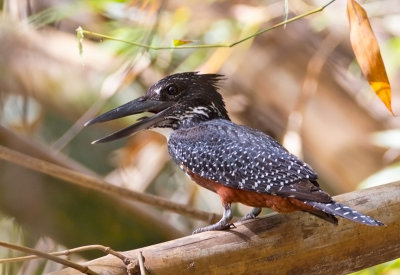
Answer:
xmin=238 ymin=207 xmax=262 ymax=222
xmin=238 ymin=214 xmax=256 ymax=222
xmin=192 ymin=222 xmax=235 ymax=234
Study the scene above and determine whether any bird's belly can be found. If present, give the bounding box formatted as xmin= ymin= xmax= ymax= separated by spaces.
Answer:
xmin=181 ymin=162 xmax=313 ymax=213
xmin=215 ymin=186 xmax=311 ymax=213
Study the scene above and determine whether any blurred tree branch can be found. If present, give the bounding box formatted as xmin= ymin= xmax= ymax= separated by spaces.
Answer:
xmin=0 ymin=144 xmax=219 ymax=223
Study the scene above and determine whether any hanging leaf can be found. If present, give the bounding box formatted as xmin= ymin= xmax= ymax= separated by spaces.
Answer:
xmin=76 ymin=26 xmax=84 ymax=55
xmin=173 ymin=39 xmax=193 ymax=46
xmin=347 ymin=0 xmax=393 ymax=114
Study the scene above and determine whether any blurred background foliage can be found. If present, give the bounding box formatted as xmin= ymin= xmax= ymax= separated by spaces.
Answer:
xmin=0 ymin=0 xmax=399 ymax=273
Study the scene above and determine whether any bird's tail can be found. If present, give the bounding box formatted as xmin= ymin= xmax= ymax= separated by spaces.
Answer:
xmin=303 ymin=209 xmax=338 ymax=225
xmin=303 ymin=200 xmax=384 ymax=226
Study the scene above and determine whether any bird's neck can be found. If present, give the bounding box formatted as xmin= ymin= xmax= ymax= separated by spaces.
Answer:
xmin=175 ymin=109 xmax=230 ymax=129
xmin=152 ymin=104 xmax=228 ymax=129
xmin=150 ymin=107 xmax=230 ymax=140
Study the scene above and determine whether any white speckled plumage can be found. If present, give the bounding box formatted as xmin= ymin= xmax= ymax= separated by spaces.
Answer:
xmin=168 ymin=119 xmax=321 ymax=199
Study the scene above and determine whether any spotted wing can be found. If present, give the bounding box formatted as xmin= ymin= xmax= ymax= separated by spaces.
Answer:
xmin=168 ymin=119 xmax=330 ymax=203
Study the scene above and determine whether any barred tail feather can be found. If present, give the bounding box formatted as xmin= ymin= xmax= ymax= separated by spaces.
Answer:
xmin=303 ymin=209 xmax=338 ymax=225
xmin=303 ymin=200 xmax=384 ymax=226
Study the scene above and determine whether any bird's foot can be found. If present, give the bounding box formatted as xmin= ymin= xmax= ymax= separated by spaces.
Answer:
xmin=192 ymin=203 xmax=233 ymax=234
xmin=238 ymin=207 xmax=262 ymax=222
xmin=192 ymin=222 xmax=235 ymax=234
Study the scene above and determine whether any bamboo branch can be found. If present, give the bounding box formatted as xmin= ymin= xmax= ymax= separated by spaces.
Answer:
xmin=76 ymin=0 xmax=336 ymax=51
xmin=55 ymin=181 xmax=400 ymax=275
xmin=0 ymin=145 xmax=219 ymax=223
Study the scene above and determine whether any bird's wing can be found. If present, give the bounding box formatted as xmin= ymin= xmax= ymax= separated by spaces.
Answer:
xmin=168 ymin=119 xmax=331 ymax=203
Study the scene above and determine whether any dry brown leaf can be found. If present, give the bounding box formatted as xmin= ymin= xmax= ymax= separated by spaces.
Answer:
xmin=347 ymin=0 xmax=393 ymax=114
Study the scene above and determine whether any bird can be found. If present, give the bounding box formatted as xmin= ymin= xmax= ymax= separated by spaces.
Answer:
xmin=85 ymin=72 xmax=384 ymax=233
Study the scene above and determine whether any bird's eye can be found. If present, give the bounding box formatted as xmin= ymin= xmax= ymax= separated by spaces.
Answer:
xmin=165 ymin=84 xmax=179 ymax=96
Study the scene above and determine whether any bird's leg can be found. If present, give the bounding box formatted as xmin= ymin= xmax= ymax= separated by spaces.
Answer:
xmin=239 ymin=207 xmax=262 ymax=222
xmin=193 ymin=203 xmax=234 ymax=234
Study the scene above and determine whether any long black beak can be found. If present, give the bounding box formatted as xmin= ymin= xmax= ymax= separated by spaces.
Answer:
xmin=85 ymin=97 xmax=173 ymax=144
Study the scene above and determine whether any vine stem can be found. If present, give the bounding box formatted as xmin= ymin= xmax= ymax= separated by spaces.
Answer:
xmin=76 ymin=0 xmax=336 ymax=50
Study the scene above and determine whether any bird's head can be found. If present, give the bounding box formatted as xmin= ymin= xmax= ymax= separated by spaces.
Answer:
xmin=85 ymin=72 xmax=230 ymax=143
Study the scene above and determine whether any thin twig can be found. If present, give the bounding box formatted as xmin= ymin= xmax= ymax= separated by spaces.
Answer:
xmin=77 ymin=0 xmax=336 ymax=50
xmin=0 ymin=241 xmax=99 ymax=275
xmin=0 ymin=243 xmax=139 ymax=275
xmin=138 ymin=251 xmax=147 ymax=275
xmin=51 ymin=100 xmax=105 ymax=151
xmin=0 ymin=145 xmax=219 ymax=222
xmin=51 ymin=59 xmax=135 ymax=151
xmin=283 ymin=0 xmax=289 ymax=28
xmin=0 ymin=244 xmax=130 ymax=264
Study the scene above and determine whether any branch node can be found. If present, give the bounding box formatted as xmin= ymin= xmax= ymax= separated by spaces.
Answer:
xmin=126 ymin=258 xmax=140 ymax=275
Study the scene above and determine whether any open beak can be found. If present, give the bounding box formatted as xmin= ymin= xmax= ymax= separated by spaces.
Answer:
xmin=85 ymin=96 xmax=173 ymax=144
